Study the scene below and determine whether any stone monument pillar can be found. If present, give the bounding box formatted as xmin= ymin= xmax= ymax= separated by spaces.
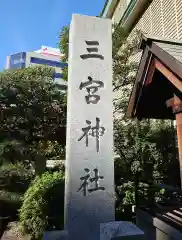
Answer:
xmin=64 ymin=14 xmax=115 ymax=240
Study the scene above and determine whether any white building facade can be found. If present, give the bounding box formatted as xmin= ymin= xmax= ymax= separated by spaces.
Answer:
xmin=6 ymin=46 xmax=67 ymax=89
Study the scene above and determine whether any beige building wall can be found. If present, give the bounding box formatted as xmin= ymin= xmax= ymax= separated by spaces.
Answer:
xmin=112 ymin=0 xmax=182 ymax=40
xmin=135 ymin=0 xmax=182 ymax=39
xmin=112 ymin=0 xmax=129 ymax=24
xmin=110 ymin=0 xmax=180 ymax=125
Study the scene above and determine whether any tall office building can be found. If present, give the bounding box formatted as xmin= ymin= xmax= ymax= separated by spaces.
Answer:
xmin=6 ymin=46 xmax=67 ymax=89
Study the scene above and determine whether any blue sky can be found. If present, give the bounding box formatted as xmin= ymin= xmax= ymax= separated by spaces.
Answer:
xmin=0 ymin=0 xmax=105 ymax=70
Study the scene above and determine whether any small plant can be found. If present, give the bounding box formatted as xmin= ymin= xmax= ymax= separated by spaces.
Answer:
xmin=155 ymin=188 xmax=165 ymax=203
xmin=0 ymin=190 xmax=22 ymax=203
xmin=122 ymin=181 xmax=135 ymax=205
xmin=19 ymin=171 xmax=64 ymax=240
xmin=0 ymin=162 xmax=34 ymax=179
xmin=0 ymin=162 xmax=34 ymax=194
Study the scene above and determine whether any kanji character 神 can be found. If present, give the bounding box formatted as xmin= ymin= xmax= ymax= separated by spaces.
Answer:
xmin=78 ymin=117 xmax=105 ymax=152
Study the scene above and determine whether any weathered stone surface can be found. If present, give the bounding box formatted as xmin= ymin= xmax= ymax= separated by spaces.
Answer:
xmin=43 ymin=230 xmax=68 ymax=240
xmin=65 ymin=14 xmax=114 ymax=240
xmin=1 ymin=222 xmax=30 ymax=240
xmin=100 ymin=221 xmax=145 ymax=240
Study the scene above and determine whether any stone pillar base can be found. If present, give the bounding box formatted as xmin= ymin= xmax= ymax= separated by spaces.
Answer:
xmin=100 ymin=221 xmax=145 ymax=240
xmin=43 ymin=230 xmax=68 ymax=240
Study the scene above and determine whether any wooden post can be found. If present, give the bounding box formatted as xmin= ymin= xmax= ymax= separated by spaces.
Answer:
xmin=176 ymin=113 xmax=182 ymax=187
xmin=167 ymin=95 xmax=182 ymax=187
xmin=174 ymin=96 xmax=182 ymax=187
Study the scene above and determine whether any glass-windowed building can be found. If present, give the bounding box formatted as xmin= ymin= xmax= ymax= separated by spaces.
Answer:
xmin=6 ymin=46 xmax=67 ymax=90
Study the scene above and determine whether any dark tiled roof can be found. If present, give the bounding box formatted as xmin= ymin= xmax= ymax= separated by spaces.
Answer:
xmin=145 ymin=205 xmax=182 ymax=232
xmin=141 ymin=35 xmax=182 ymax=65
xmin=157 ymin=207 xmax=182 ymax=231
xmin=127 ymin=35 xmax=182 ymax=119
xmin=139 ymin=206 xmax=182 ymax=237
xmin=155 ymin=41 xmax=182 ymax=65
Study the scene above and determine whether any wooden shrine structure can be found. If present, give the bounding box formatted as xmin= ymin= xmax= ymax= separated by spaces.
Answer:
xmin=127 ymin=35 xmax=182 ymax=186
xmin=127 ymin=35 xmax=182 ymax=240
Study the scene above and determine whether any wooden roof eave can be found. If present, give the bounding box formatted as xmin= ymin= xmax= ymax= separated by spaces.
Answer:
xmin=127 ymin=39 xmax=182 ymax=119
xmin=126 ymin=45 xmax=151 ymax=118
xmin=150 ymin=42 xmax=182 ymax=80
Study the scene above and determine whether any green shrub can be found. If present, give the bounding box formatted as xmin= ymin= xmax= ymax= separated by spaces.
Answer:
xmin=19 ymin=171 xmax=64 ymax=240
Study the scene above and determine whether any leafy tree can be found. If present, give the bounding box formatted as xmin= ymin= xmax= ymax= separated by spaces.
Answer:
xmin=59 ymin=26 xmax=69 ymax=81
xmin=0 ymin=66 xmax=66 ymax=173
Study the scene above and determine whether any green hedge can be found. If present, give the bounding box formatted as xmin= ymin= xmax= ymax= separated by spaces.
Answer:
xmin=19 ymin=171 xmax=64 ymax=240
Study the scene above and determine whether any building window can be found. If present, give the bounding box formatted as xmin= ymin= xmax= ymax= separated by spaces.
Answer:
xmin=30 ymin=57 xmax=67 ymax=68
xmin=54 ymin=72 xmax=64 ymax=79
xmin=10 ymin=52 xmax=26 ymax=69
